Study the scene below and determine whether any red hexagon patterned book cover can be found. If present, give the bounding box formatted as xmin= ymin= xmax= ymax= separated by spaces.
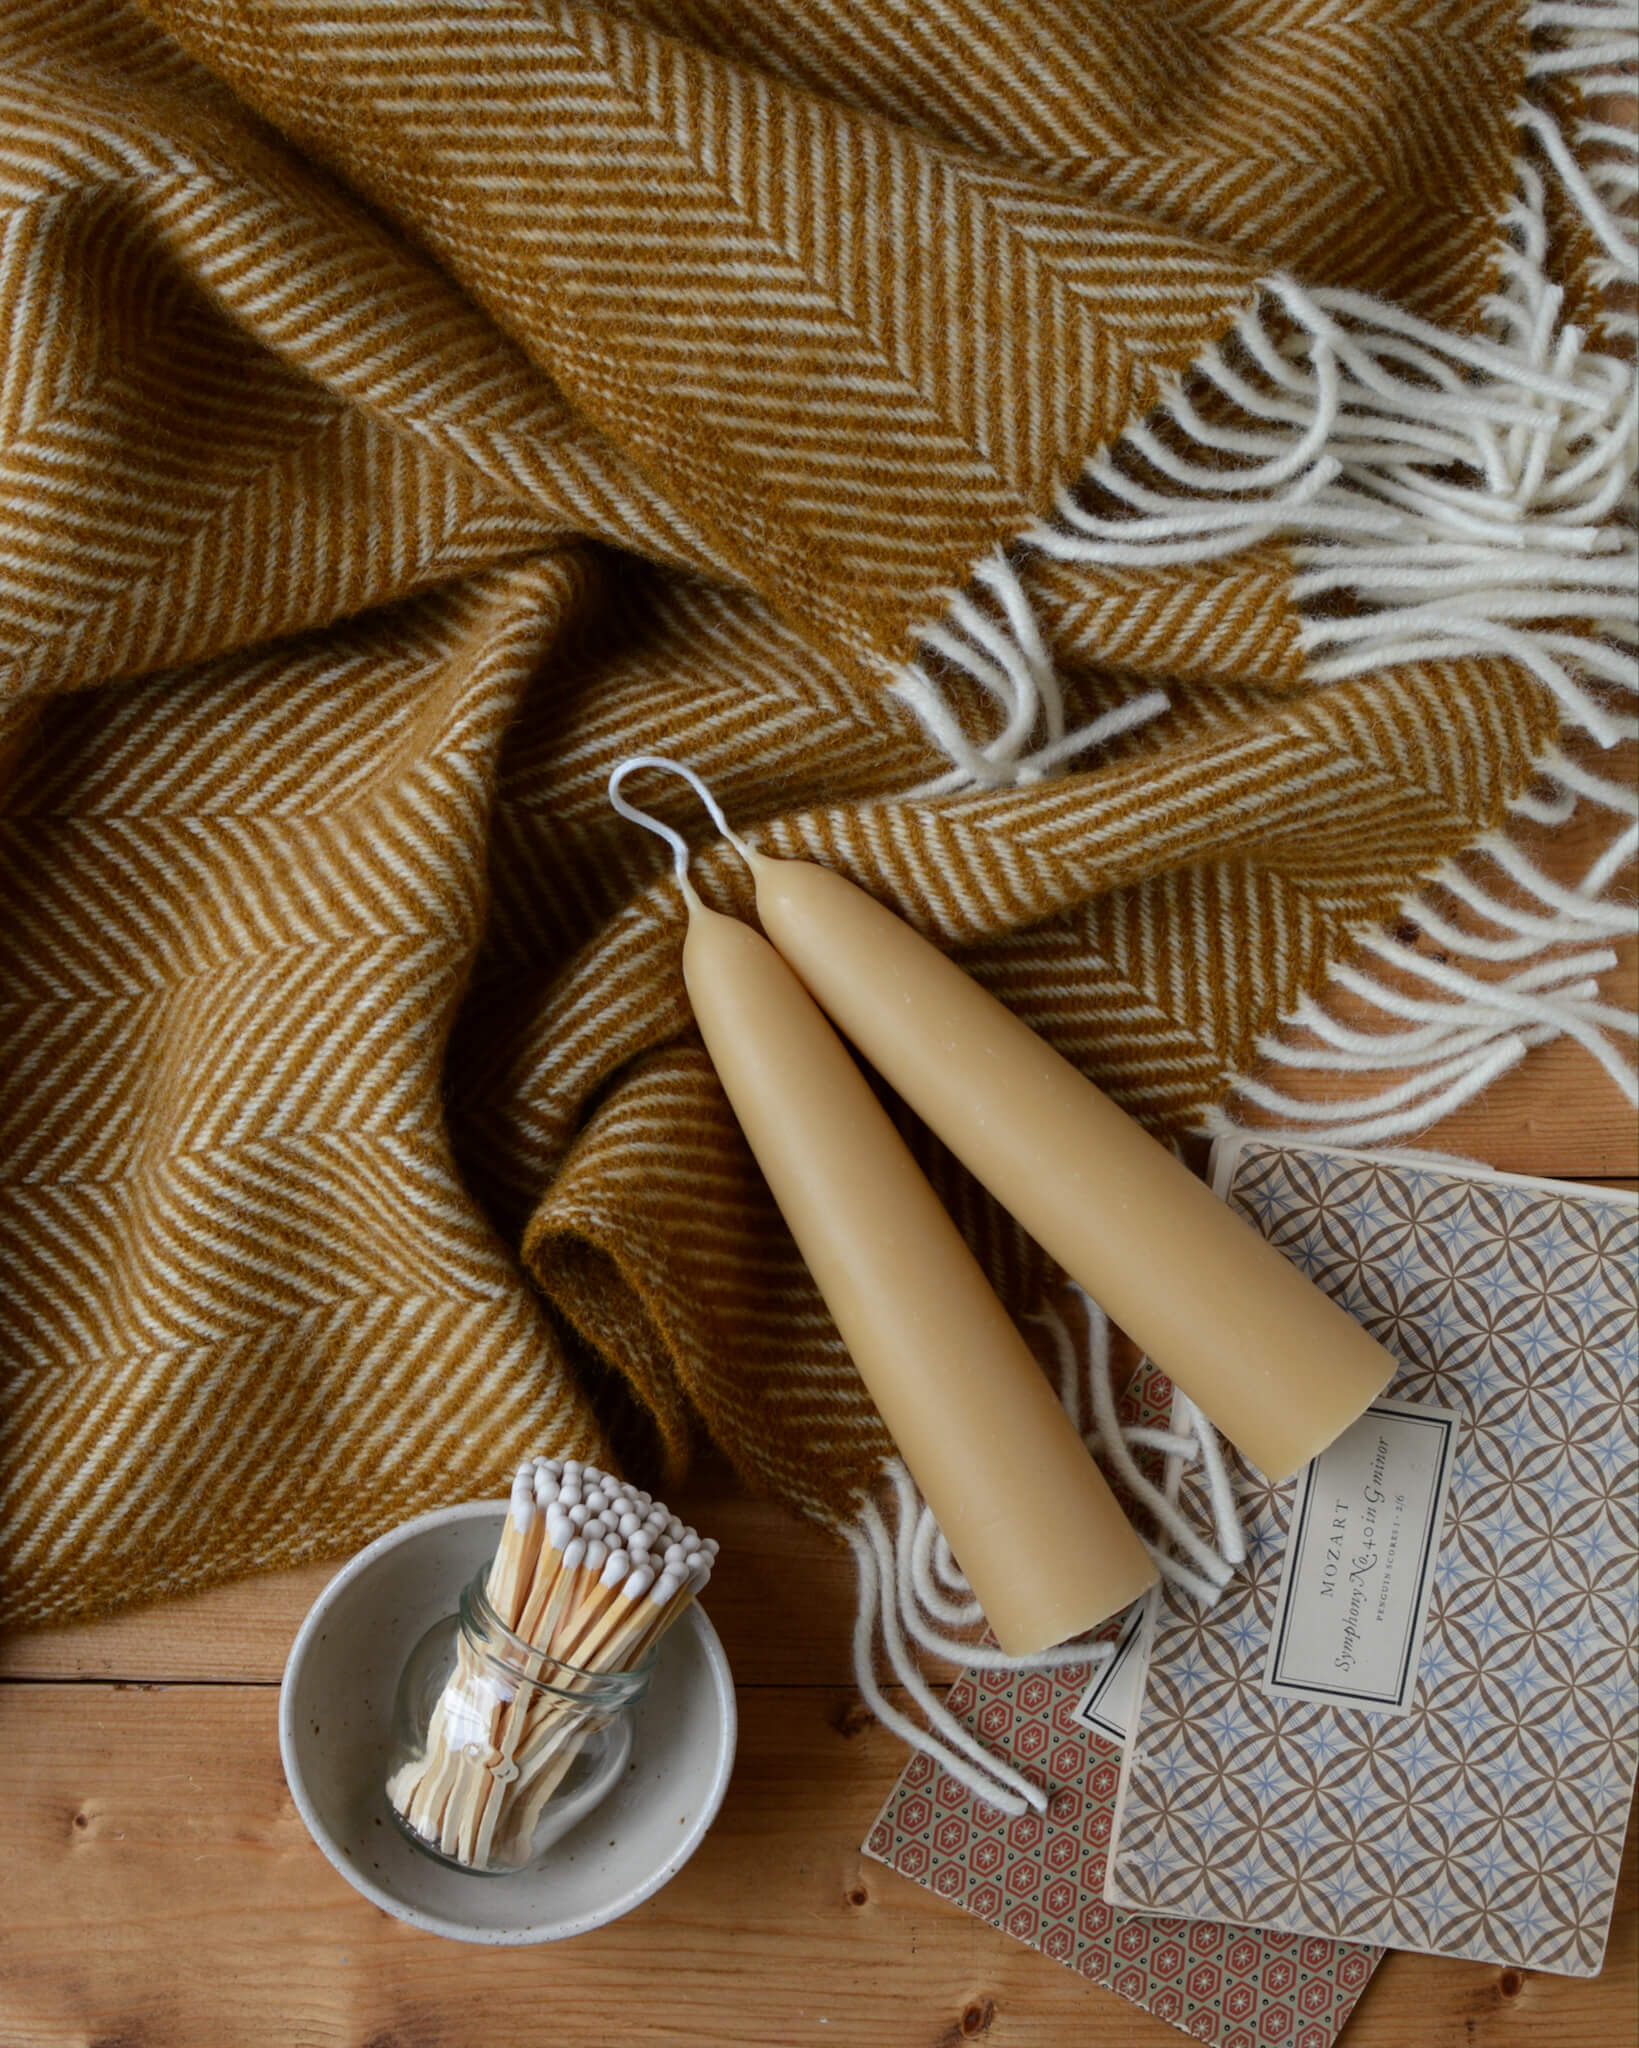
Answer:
xmin=866 ymin=1354 xmax=1382 ymax=2046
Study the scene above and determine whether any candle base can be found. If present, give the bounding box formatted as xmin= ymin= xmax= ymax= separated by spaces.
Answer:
xmin=971 ymin=1542 xmax=1159 ymax=1661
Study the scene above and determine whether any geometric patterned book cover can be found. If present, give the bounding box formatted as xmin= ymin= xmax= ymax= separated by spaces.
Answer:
xmin=1106 ymin=1140 xmax=1639 ymax=1977
xmin=867 ymin=1355 xmax=1382 ymax=2046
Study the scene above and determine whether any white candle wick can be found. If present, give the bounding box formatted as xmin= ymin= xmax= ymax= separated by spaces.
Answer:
xmin=606 ymin=755 xmax=756 ymax=893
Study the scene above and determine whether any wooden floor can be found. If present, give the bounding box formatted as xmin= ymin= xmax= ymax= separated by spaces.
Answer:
xmin=2 ymin=797 xmax=1635 ymax=2047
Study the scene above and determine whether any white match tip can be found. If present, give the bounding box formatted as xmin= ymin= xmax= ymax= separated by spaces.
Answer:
xmin=546 ymin=1506 xmax=573 ymax=1549
xmin=601 ymin=1549 xmax=629 ymax=1588
xmin=702 ymin=1537 xmax=720 ymax=1557
xmin=562 ymin=1537 xmax=587 ymax=1573
xmin=622 ymin=1566 xmax=654 ymax=1602
xmin=584 ymin=1538 xmax=609 ymax=1576
xmin=568 ymin=1503 xmax=589 ymax=1527
xmin=651 ymin=1569 xmax=683 ymax=1605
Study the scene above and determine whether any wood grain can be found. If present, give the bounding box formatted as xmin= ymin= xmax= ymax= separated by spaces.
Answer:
xmin=1 ymin=783 xmax=1635 ymax=2046
xmin=1 ymin=1682 xmax=1631 ymax=2048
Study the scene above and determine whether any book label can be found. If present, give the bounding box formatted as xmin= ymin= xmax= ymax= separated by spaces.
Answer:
xmin=1074 ymin=1601 xmax=1149 ymax=1745
xmin=1262 ymin=1395 xmax=1456 ymax=1715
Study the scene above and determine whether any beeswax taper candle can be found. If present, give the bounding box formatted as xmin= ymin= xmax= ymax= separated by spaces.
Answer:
xmin=610 ymin=762 xmax=1157 ymax=1658
xmin=746 ymin=853 xmax=1396 ymax=1484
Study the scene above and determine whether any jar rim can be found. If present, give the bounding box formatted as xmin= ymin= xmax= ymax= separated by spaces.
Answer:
xmin=459 ymin=1573 xmax=660 ymax=1699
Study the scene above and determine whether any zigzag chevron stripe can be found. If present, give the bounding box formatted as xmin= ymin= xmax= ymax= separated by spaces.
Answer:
xmin=526 ymin=1038 xmax=896 ymax=1516
xmin=1031 ymin=548 xmax=1307 ymax=693
xmin=135 ymin=0 xmax=1258 ymax=657
xmin=587 ymin=0 xmax=1519 ymax=324
xmin=1 ymin=546 xmax=618 ymax=1622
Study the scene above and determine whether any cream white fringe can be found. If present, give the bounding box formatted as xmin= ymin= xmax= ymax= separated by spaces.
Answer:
xmin=890 ymin=550 xmax=1170 ymax=796
xmin=892 ymin=13 xmax=1636 ymax=1138
xmin=1525 ymin=1 xmax=1639 ymax=351
xmin=891 ymin=5 xmax=1635 ymax=762
xmin=843 ymin=1290 xmax=1244 ymax=1817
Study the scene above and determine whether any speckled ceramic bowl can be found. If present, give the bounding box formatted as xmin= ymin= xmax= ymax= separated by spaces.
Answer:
xmin=279 ymin=1500 xmax=736 ymax=1944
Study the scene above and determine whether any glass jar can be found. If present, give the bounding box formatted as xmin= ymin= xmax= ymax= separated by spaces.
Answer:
xmin=385 ymin=1573 xmax=654 ymax=1874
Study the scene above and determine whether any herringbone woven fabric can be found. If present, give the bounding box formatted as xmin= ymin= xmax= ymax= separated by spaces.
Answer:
xmin=1 ymin=0 xmax=1632 ymax=1626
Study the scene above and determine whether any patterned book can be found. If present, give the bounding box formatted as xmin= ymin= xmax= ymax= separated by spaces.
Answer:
xmin=867 ymin=1357 xmax=1381 ymax=2048
xmin=1106 ymin=1139 xmax=1638 ymax=1977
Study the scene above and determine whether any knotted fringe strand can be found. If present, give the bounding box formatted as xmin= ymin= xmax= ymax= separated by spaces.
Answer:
xmin=890 ymin=8 xmax=1636 ymax=1131
xmin=842 ymin=1293 xmax=1244 ymax=1814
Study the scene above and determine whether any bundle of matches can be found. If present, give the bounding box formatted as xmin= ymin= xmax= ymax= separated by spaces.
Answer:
xmin=388 ymin=1458 xmax=718 ymax=1871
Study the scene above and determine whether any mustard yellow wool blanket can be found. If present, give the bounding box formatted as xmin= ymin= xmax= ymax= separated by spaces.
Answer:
xmin=1 ymin=0 xmax=1633 ymax=1627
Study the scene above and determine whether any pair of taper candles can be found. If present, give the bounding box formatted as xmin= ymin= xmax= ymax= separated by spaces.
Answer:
xmin=610 ymin=760 xmax=1395 ymax=1657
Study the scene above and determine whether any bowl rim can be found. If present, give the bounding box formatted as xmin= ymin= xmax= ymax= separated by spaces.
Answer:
xmin=278 ymin=1498 xmax=738 ymax=1945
